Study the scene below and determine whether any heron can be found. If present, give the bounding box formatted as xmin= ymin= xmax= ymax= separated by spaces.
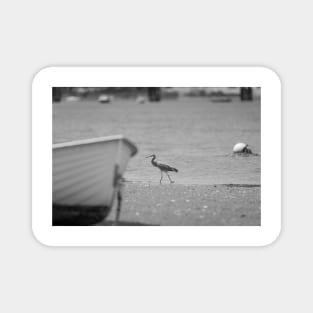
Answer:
xmin=146 ymin=154 xmax=178 ymax=184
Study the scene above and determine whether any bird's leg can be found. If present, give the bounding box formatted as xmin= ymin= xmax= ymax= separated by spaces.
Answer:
xmin=166 ymin=172 xmax=174 ymax=184
xmin=160 ymin=171 xmax=163 ymax=184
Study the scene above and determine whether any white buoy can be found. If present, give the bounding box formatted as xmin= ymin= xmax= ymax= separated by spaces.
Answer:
xmin=98 ymin=94 xmax=111 ymax=103
xmin=233 ymin=142 xmax=249 ymax=153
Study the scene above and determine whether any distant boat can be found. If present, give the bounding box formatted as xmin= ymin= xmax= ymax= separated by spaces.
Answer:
xmin=211 ymin=96 xmax=232 ymax=103
xmin=53 ymin=135 xmax=138 ymax=225
xmin=136 ymin=95 xmax=146 ymax=104
xmin=98 ymin=94 xmax=112 ymax=103
xmin=65 ymin=95 xmax=81 ymax=102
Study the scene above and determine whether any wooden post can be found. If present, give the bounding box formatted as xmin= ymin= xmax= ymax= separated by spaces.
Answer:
xmin=148 ymin=87 xmax=161 ymax=101
xmin=52 ymin=87 xmax=62 ymax=102
xmin=240 ymin=87 xmax=253 ymax=101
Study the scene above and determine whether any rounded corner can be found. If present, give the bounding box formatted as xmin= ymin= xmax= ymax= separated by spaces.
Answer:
xmin=258 ymin=66 xmax=282 ymax=88
xmin=32 ymin=66 xmax=56 ymax=88
xmin=31 ymin=226 xmax=53 ymax=248
xmin=260 ymin=225 xmax=282 ymax=247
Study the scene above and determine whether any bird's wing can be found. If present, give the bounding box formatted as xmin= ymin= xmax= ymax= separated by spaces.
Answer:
xmin=157 ymin=162 xmax=175 ymax=171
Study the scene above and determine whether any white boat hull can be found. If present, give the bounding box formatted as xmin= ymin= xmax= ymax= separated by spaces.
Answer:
xmin=53 ymin=135 xmax=137 ymax=225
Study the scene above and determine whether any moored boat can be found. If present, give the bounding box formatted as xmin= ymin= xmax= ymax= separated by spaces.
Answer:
xmin=53 ymin=135 xmax=137 ymax=225
xmin=211 ymin=96 xmax=232 ymax=103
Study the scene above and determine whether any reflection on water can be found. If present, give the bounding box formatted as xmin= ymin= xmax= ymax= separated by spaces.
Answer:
xmin=53 ymin=97 xmax=260 ymax=185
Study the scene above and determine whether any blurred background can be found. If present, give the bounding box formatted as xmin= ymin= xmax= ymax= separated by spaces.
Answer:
xmin=53 ymin=87 xmax=260 ymax=185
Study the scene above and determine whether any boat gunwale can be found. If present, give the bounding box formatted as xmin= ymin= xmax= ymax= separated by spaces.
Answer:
xmin=53 ymin=135 xmax=138 ymax=157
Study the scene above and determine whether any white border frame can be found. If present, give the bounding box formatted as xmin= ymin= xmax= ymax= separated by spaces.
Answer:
xmin=32 ymin=67 xmax=281 ymax=246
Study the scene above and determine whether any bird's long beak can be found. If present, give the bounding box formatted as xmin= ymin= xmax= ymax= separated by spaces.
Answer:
xmin=145 ymin=154 xmax=153 ymax=158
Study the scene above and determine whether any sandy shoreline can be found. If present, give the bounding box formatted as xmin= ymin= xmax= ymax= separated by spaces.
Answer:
xmin=99 ymin=182 xmax=261 ymax=226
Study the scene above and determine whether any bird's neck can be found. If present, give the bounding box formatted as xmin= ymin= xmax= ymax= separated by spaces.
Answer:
xmin=151 ymin=156 xmax=157 ymax=166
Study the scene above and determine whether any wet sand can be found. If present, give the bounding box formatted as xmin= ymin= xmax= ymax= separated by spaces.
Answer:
xmin=100 ymin=183 xmax=261 ymax=226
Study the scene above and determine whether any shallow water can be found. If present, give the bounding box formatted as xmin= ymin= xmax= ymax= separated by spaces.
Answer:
xmin=53 ymin=96 xmax=260 ymax=185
